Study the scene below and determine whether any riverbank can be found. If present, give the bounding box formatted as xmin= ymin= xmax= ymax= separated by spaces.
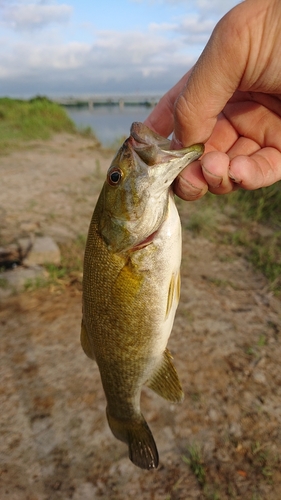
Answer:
xmin=1 ymin=133 xmax=281 ymax=499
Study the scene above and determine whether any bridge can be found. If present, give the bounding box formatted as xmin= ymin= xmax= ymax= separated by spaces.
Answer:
xmin=53 ymin=94 xmax=161 ymax=109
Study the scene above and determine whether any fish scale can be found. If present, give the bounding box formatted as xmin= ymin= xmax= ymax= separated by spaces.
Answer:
xmin=81 ymin=122 xmax=204 ymax=470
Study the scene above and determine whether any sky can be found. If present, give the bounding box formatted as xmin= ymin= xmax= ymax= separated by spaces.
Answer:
xmin=0 ymin=0 xmax=239 ymax=98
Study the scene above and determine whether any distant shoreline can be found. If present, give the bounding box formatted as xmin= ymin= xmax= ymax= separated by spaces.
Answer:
xmin=56 ymin=95 xmax=160 ymax=108
xmin=1 ymin=93 xmax=162 ymax=108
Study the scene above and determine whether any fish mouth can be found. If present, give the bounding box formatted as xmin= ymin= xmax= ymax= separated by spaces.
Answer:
xmin=130 ymin=121 xmax=171 ymax=149
xmin=128 ymin=123 xmax=204 ymax=183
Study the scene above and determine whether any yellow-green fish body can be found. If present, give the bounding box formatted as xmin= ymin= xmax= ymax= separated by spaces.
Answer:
xmin=81 ymin=122 xmax=204 ymax=469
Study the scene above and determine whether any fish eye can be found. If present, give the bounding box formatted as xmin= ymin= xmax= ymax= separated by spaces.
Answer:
xmin=107 ymin=167 xmax=123 ymax=186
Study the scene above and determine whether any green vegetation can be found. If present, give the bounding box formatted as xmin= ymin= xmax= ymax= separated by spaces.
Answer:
xmin=182 ymin=444 xmax=206 ymax=487
xmin=0 ymin=276 xmax=8 ymax=289
xmin=226 ymin=185 xmax=281 ymax=293
xmin=181 ymin=437 xmax=280 ymax=499
xmin=182 ymin=182 xmax=281 ymax=294
xmin=182 ymin=445 xmax=221 ymax=499
xmin=23 ymin=234 xmax=86 ymax=292
xmin=250 ymin=441 xmax=275 ymax=481
xmin=233 ymin=184 xmax=281 ymax=225
xmin=185 ymin=204 xmax=218 ymax=236
xmin=0 ymin=96 xmax=77 ymax=152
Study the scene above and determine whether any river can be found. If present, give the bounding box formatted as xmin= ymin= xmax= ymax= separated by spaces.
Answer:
xmin=64 ymin=105 xmax=153 ymax=147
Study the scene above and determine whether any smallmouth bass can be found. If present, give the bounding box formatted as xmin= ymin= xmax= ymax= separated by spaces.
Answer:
xmin=81 ymin=122 xmax=204 ymax=470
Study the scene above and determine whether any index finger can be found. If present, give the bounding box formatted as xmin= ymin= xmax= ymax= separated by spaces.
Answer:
xmin=144 ymin=71 xmax=192 ymax=138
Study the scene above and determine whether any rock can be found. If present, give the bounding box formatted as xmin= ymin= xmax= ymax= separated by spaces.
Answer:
xmin=208 ymin=408 xmax=219 ymax=422
xmin=0 ymin=235 xmax=59 ymax=269
xmin=72 ymin=482 xmax=98 ymax=500
xmin=229 ymin=422 xmax=242 ymax=439
xmin=0 ymin=265 xmax=46 ymax=297
xmin=252 ymin=370 xmax=267 ymax=385
xmin=23 ymin=236 xmax=61 ymax=266
xmin=0 ymin=244 xmax=21 ymax=268
xmin=18 ymin=237 xmax=33 ymax=259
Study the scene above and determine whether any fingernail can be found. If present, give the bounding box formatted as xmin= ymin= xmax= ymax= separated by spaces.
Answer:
xmin=202 ymin=165 xmax=222 ymax=188
xmin=175 ymin=176 xmax=203 ymax=200
xmin=228 ymin=170 xmax=242 ymax=184
xmin=171 ymin=133 xmax=183 ymax=150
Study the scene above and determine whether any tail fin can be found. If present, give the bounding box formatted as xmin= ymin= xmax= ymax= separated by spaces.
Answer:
xmin=106 ymin=409 xmax=159 ymax=470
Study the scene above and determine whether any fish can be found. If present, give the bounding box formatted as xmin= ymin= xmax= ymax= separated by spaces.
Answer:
xmin=81 ymin=122 xmax=204 ymax=470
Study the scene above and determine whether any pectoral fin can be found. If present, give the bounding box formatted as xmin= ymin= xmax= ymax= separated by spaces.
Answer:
xmin=80 ymin=319 xmax=95 ymax=360
xmin=146 ymin=348 xmax=184 ymax=403
xmin=166 ymin=272 xmax=181 ymax=320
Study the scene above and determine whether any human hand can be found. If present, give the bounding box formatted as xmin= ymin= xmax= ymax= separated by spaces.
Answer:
xmin=144 ymin=0 xmax=281 ymax=200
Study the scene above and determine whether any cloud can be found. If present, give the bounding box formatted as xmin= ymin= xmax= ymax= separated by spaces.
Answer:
xmin=131 ymin=0 xmax=238 ymax=17
xmin=0 ymin=28 xmax=196 ymax=96
xmin=0 ymin=0 xmax=239 ymax=96
xmin=177 ymin=17 xmax=216 ymax=45
xmin=195 ymin=0 xmax=238 ymax=15
xmin=150 ymin=15 xmax=215 ymax=46
xmin=1 ymin=1 xmax=73 ymax=30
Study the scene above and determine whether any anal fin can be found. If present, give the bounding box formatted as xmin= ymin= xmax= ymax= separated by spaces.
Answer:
xmin=146 ymin=348 xmax=184 ymax=403
xmin=80 ymin=319 xmax=95 ymax=360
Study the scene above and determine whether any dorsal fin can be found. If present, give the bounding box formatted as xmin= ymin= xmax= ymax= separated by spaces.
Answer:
xmin=146 ymin=348 xmax=184 ymax=403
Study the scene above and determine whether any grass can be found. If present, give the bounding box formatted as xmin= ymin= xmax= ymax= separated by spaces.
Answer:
xmin=249 ymin=441 xmax=279 ymax=483
xmin=182 ymin=182 xmax=281 ymax=294
xmin=0 ymin=95 xmax=98 ymax=152
xmin=232 ymin=184 xmax=281 ymax=224
xmin=23 ymin=234 xmax=86 ymax=292
xmin=24 ymin=275 xmax=48 ymax=291
xmin=0 ymin=276 xmax=8 ymax=289
xmin=226 ymin=186 xmax=281 ymax=294
xmin=182 ymin=444 xmax=206 ymax=487
xmin=247 ymin=233 xmax=281 ymax=289
xmin=182 ymin=439 xmax=279 ymax=499
xmin=222 ymin=186 xmax=281 ymax=293
xmin=182 ymin=445 xmax=221 ymax=499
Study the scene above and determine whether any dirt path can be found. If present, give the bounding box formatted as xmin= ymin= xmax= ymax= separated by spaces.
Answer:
xmin=1 ymin=135 xmax=281 ymax=500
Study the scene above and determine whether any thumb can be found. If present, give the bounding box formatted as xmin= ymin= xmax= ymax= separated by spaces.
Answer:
xmin=171 ymin=4 xmax=249 ymax=148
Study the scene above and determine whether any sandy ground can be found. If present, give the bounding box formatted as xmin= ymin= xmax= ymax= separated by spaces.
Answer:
xmin=1 ymin=134 xmax=281 ymax=500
